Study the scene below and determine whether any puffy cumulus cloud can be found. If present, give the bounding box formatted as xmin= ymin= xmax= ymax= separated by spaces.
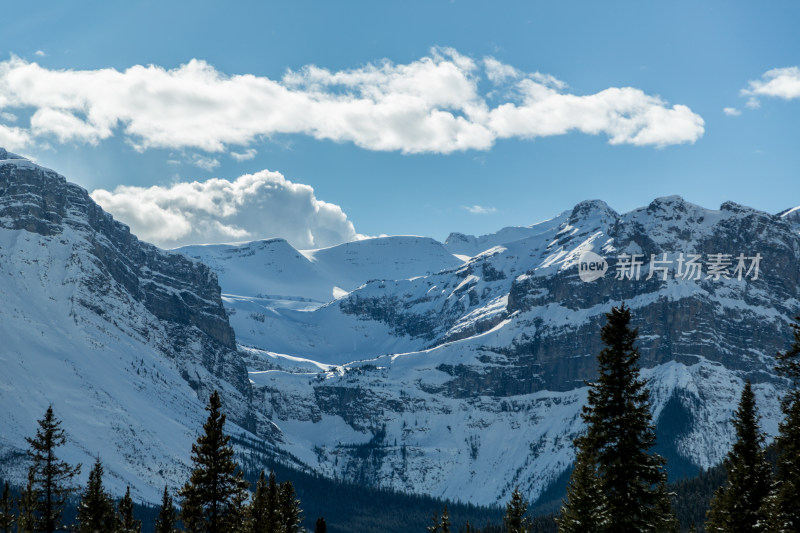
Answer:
xmin=488 ymin=83 xmax=704 ymax=147
xmin=743 ymin=67 xmax=800 ymax=104
xmin=0 ymin=124 xmax=32 ymax=151
xmin=0 ymin=49 xmax=704 ymax=155
xmin=90 ymin=170 xmax=360 ymax=249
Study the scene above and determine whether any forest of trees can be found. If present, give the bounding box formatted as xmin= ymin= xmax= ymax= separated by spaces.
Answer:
xmin=1 ymin=305 xmax=799 ymax=532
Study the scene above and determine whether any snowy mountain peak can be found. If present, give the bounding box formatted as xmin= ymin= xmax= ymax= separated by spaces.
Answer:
xmin=643 ymin=195 xmax=706 ymax=218
xmin=719 ymin=200 xmax=761 ymax=216
xmin=567 ymin=199 xmax=618 ymax=225
xmin=0 ymin=147 xmax=24 ymax=161
xmin=778 ymin=205 xmax=800 ymax=231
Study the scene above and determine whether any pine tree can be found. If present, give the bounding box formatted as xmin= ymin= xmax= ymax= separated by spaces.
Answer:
xmin=154 ymin=486 xmax=178 ymax=533
xmin=314 ymin=516 xmax=327 ymax=533
xmin=0 ymin=482 xmax=14 ymax=533
xmin=557 ymin=449 xmax=610 ymax=532
xmin=503 ymin=486 xmax=532 ymax=533
xmin=706 ymin=381 xmax=772 ymax=532
xmin=249 ymin=470 xmax=285 ymax=533
xmin=17 ymin=471 xmax=36 ymax=533
xmin=441 ymin=505 xmax=451 ymax=533
xmin=772 ymin=317 xmax=800 ymax=531
xmin=279 ymin=481 xmax=302 ymax=533
xmin=26 ymin=405 xmax=81 ymax=533
xmin=261 ymin=471 xmax=281 ymax=533
xmin=117 ymin=486 xmax=141 ymax=533
xmin=179 ymin=390 xmax=250 ymax=533
xmin=560 ymin=304 xmax=675 ymax=531
xmin=426 ymin=511 xmax=440 ymax=533
xmin=75 ymin=457 xmax=116 ymax=533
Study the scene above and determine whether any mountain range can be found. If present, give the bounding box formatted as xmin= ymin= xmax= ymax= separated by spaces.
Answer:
xmin=1 ymin=147 xmax=799 ymax=509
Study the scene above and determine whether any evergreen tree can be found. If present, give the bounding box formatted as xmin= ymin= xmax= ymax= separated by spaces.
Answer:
xmin=503 ymin=487 xmax=532 ymax=533
xmin=26 ymin=405 xmax=81 ymax=533
xmin=0 ymin=482 xmax=14 ymax=533
xmin=154 ymin=486 xmax=178 ymax=533
xmin=314 ymin=516 xmax=327 ymax=533
xmin=557 ymin=449 xmax=610 ymax=532
xmin=561 ymin=304 xmax=675 ymax=531
xmin=179 ymin=390 xmax=250 ymax=533
xmin=772 ymin=316 xmax=800 ymax=531
xmin=75 ymin=457 xmax=116 ymax=533
xmin=17 ymin=471 xmax=36 ymax=533
xmin=426 ymin=511 xmax=440 ymax=533
xmin=248 ymin=471 xmax=269 ymax=533
xmin=117 ymin=486 xmax=141 ymax=533
xmin=279 ymin=481 xmax=302 ymax=533
xmin=706 ymin=381 xmax=772 ymax=532
xmin=261 ymin=471 xmax=281 ymax=533
xmin=441 ymin=505 xmax=451 ymax=533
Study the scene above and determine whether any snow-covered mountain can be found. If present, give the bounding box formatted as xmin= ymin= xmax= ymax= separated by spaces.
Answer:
xmin=443 ymin=214 xmax=569 ymax=258
xmin=190 ymin=195 xmax=800 ymax=506
xmin=0 ymin=149 xmax=277 ymax=503
xmin=176 ymin=236 xmax=463 ymax=364
xmin=779 ymin=205 xmax=800 ymax=233
xmin=2 ymin=146 xmax=799 ymax=510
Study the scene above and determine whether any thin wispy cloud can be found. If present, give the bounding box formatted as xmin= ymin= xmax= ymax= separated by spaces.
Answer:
xmin=463 ymin=205 xmax=497 ymax=215
xmin=742 ymin=66 xmax=800 ymax=108
xmin=0 ymin=48 xmax=704 ymax=156
xmin=723 ymin=107 xmax=741 ymax=116
xmin=230 ymin=148 xmax=257 ymax=161
xmin=90 ymin=170 xmax=360 ymax=249
xmin=188 ymin=154 xmax=220 ymax=171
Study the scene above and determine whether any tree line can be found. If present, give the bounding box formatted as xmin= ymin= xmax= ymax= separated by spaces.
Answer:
xmin=0 ymin=391 xmax=316 ymax=533
xmin=553 ymin=305 xmax=800 ymax=533
xmin=1 ymin=305 xmax=799 ymax=532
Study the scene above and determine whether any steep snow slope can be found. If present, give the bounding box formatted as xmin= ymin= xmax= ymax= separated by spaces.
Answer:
xmin=443 ymin=212 xmax=569 ymax=257
xmin=303 ymin=235 xmax=463 ymax=289
xmin=177 ymin=235 xmax=464 ymax=363
xmin=779 ymin=205 xmax=800 ymax=232
xmin=179 ymin=236 xmax=462 ymax=303
xmin=0 ymin=151 xmax=274 ymax=503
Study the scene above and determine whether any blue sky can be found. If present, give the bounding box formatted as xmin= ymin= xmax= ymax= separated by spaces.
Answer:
xmin=1 ymin=1 xmax=798 ymax=249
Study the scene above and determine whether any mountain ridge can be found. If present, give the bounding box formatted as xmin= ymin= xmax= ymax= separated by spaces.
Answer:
xmin=0 ymin=151 xmax=277 ymax=503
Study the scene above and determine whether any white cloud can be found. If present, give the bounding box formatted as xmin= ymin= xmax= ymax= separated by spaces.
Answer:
xmin=188 ymin=154 xmax=220 ymax=171
xmin=742 ymin=66 xmax=800 ymax=108
xmin=484 ymin=57 xmax=520 ymax=84
xmin=0 ymin=124 xmax=32 ymax=151
xmin=34 ymin=50 xmax=46 ymax=57
xmin=463 ymin=205 xmax=497 ymax=215
xmin=0 ymin=112 xmax=17 ymax=122
xmin=90 ymin=169 xmax=360 ymax=249
xmin=488 ymin=84 xmax=704 ymax=147
xmin=231 ymin=148 xmax=257 ymax=161
xmin=0 ymin=49 xmax=704 ymax=156
xmin=723 ymin=107 xmax=741 ymax=116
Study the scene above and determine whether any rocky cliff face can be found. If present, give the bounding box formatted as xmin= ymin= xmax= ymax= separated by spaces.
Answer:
xmin=0 ymin=151 xmax=273 ymax=502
